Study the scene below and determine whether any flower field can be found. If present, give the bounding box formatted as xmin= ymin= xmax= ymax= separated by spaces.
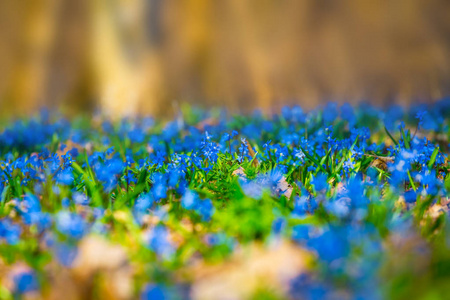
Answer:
xmin=2 ymin=101 xmax=450 ymax=299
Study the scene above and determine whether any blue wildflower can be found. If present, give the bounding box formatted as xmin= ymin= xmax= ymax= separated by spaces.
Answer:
xmin=147 ymin=225 xmax=174 ymax=259
xmin=56 ymin=211 xmax=87 ymax=240
xmin=0 ymin=219 xmax=21 ymax=244
xmin=13 ymin=271 xmax=39 ymax=294
xmin=312 ymin=173 xmax=328 ymax=192
xmin=140 ymin=284 xmax=167 ymax=300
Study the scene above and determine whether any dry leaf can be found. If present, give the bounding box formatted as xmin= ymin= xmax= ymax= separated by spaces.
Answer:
xmin=246 ymin=140 xmax=259 ymax=167
xmin=366 ymin=154 xmax=394 ymax=171
xmin=48 ymin=235 xmax=133 ymax=300
xmin=187 ymin=240 xmax=311 ymax=300
xmin=56 ymin=140 xmax=91 ymax=158
xmin=231 ymin=167 xmax=246 ymax=178
xmin=275 ymin=176 xmax=293 ymax=199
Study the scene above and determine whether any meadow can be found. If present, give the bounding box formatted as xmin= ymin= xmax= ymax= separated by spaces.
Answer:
xmin=1 ymin=100 xmax=450 ymax=299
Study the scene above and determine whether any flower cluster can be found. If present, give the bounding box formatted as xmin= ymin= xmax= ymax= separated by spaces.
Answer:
xmin=1 ymin=100 xmax=450 ymax=299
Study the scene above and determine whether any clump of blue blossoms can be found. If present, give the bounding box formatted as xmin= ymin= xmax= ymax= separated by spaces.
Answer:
xmin=1 ymin=99 xmax=450 ymax=298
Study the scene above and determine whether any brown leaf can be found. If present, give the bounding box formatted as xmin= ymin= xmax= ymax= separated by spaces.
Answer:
xmin=425 ymin=204 xmax=448 ymax=219
xmin=366 ymin=154 xmax=394 ymax=171
xmin=275 ymin=176 xmax=293 ymax=199
xmin=187 ymin=240 xmax=311 ymax=300
xmin=246 ymin=140 xmax=259 ymax=167
xmin=47 ymin=235 xmax=133 ymax=300
xmin=231 ymin=166 xmax=246 ymax=178
xmin=56 ymin=140 xmax=91 ymax=158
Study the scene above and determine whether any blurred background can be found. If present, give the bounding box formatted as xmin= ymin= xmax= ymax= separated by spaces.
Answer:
xmin=0 ymin=0 xmax=449 ymax=117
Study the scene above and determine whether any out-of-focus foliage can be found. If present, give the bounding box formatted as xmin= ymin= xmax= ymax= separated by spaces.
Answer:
xmin=0 ymin=0 xmax=449 ymax=116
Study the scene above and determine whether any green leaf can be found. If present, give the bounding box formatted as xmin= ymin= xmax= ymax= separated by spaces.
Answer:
xmin=72 ymin=162 xmax=103 ymax=207
xmin=137 ymin=168 xmax=149 ymax=185
xmin=407 ymin=170 xmax=416 ymax=192
xmin=427 ymin=147 xmax=439 ymax=169
xmin=384 ymin=126 xmax=398 ymax=146
xmin=299 ymin=147 xmax=329 ymax=175
xmin=401 ymin=128 xmax=410 ymax=150
xmin=114 ymin=183 xmax=146 ymax=209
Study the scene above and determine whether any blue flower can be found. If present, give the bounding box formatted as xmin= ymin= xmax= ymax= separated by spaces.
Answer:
xmin=73 ymin=192 xmax=90 ymax=206
xmin=312 ymin=173 xmax=328 ymax=192
xmin=181 ymin=190 xmax=214 ymax=221
xmin=346 ymin=177 xmax=369 ymax=209
xmin=92 ymin=156 xmax=125 ymax=191
xmin=404 ymin=190 xmax=417 ymax=203
xmin=292 ymin=225 xmax=311 ymax=241
xmin=140 ymin=284 xmax=167 ymax=300
xmin=238 ymin=138 xmax=249 ymax=162
xmin=341 ymin=102 xmax=356 ymax=125
xmin=241 ymin=180 xmax=263 ymax=200
xmin=53 ymin=241 xmax=79 ymax=267
xmin=293 ymin=148 xmax=305 ymax=162
xmin=125 ymin=169 xmax=137 ymax=184
xmin=323 ymin=102 xmax=338 ymax=124
xmin=152 ymin=173 xmax=167 ymax=201
xmin=326 ymin=197 xmax=351 ymax=218
xmin=196 ymin=198 xmax=214 ymax=221
xmin=342 ymin=159 xmax=355 ymax=174
xmin=56 ymin=211 xmax=87 ymax=240
xmin=307 ymin=227 xmax=350 ymax=263
xmin=0 ymin=219 xmax=21 ymax=244
xmin=293 ymin=195 xmax=309 ymax=216
xmin=272 ymin=217 xmax=286 ymax=235
xmin=181 ymin=190 xmax=198 ymax=210
xmin=13 ymin=271 xmax=39 ymax=294
xmin=147 ymin=225 xmax=174 ymax=258
xmin=20 ymin=194 xmax=52 ymax=232
xmin=55 ymin=168 xmax=74 ymax=185
xmin=222 ymin=132 xmax=231 ymax=142
xmin=415 ymin=110 xmax=427 ymax=129
xmin=384 ymin=105 xmax=404 ymax=130
xmin=129 ymin=127 xmax=145 ymax=143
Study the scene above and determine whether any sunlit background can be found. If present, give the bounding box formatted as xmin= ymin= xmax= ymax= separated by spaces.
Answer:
xmin=0 ymin=0 xmax=449 ymax=117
